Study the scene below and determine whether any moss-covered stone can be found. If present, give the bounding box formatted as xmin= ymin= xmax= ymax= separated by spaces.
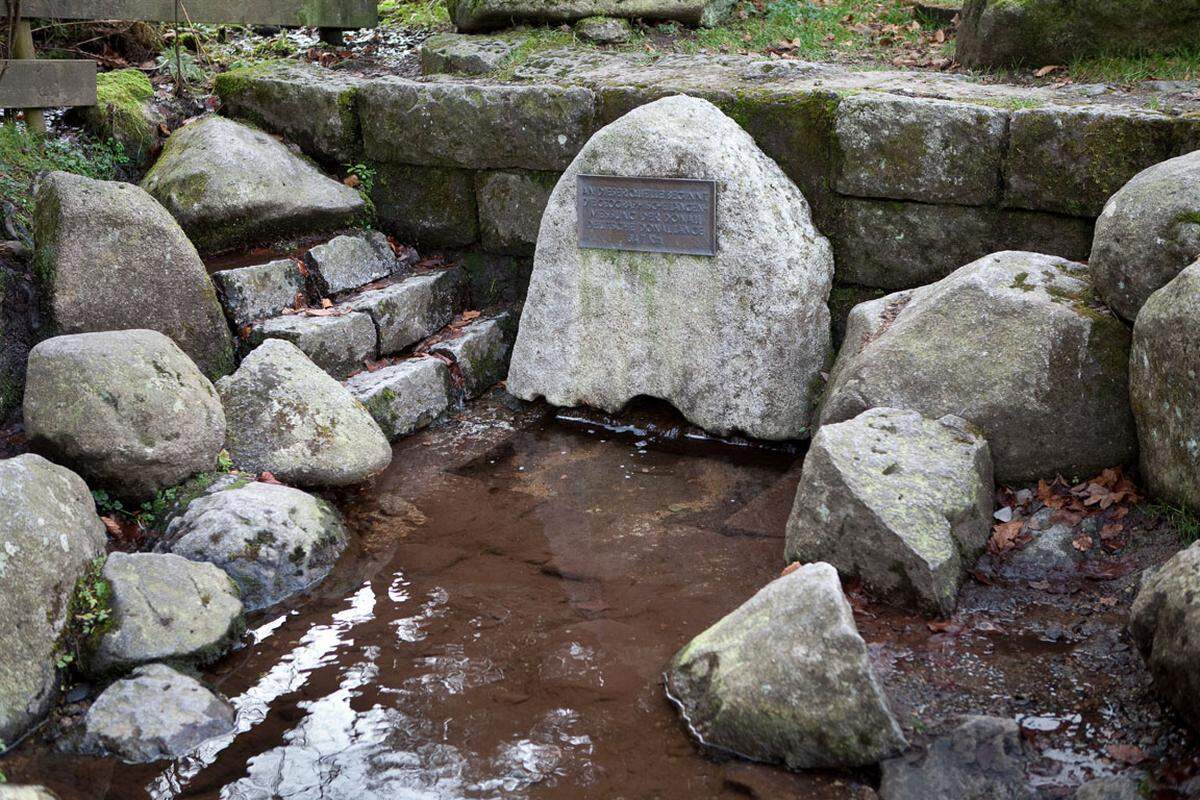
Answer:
xmin=83 ymin=69 xmax=159 ymax=165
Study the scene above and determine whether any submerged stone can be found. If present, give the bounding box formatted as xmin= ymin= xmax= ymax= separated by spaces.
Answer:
xmin=508 ymin=95 xmax=834 ymax=440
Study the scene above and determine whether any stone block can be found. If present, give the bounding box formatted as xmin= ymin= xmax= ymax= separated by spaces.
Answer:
xmin=304 ymin=231 xmax=399 ymax=296
xmin=247 ymin=312 xmax=377 ymax=379
xmin=431 ymin=311 xmax=515 ymax=398
xmin=212 ymin=258 xmax=307 ymax=328
xmin=345 ymin=357 xmax=454 ymax=439
xmin=346 ymin=268 xmax=465 ymax=355
xmin=373 ymin=163 xmax=479 ymax=248
xmin=476 ymin=171 xmax=557 ymax=256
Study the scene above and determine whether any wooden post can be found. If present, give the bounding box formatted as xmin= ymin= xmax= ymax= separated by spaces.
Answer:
xmin=12 ymin=17 xmax=44 ymax=133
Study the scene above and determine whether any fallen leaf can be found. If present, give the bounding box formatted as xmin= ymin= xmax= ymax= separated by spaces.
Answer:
xmin=1106 ymin=743 xmax=1148 ymax=764
xmin=1034 ymin=64 xmax=1065 ymax=77
xmin=101 ymin=515 xmax=123 ymax=537
xmin=343 ymin=174 xmax=361 ymax=189
xmin=1072 ymin=534 xmax=1094 ymax=552
xmin=989 ymin=519 xmax=1025 ymax=553
xmin=258 ymin=472 xmax=283 ymax=485
xmin=781 ymin=562 xmax=801 ymax=577
xmin=320 ymin=298 xmax=333 ymax=309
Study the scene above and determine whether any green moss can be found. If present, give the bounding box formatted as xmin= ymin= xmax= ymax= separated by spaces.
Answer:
xmin=1010 ymin=271 xmax=1033 ymax=291
xmin=84 ymin=69 xmax=156 ymax=162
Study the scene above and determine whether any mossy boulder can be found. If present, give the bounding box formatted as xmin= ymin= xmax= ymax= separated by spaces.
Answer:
xmin=82 ymin=68 xmax=161 ymax=165
xmin=821 ymin=251 xmax=1137 ymax=483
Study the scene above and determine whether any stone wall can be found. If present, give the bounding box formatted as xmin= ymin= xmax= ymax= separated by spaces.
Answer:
xmin=216 ymin=55 xmax=1200 ymax=297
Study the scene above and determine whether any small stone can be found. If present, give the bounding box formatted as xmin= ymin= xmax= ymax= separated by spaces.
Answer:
xmin=1129 ymin=540 xmax=1200 ymax=726
xmin=304 ymin=231 xmax=400 ymax=296
xmin=247 ymin=311 xmax=377 ymax=380
xmin=160 ymin=480 xmax=348 ymax=612
xmin=212 ymin=259 xmax=308 ymax=328
xmin=1074 ymin=777 xmax=1142 ymax=800
xmin=91 ymin=552 xmax=243 ymax=675
xmin=345 ymin=358 xmax=453 ymax=440
xmin=82 ymin=664 xmax=235 ymax=763
xmin=879 ymin=716 xmax=1034 ymax=800
xmin=346 ymin=268 xmax=464 ymax=355
xmin=431 ymin=312 xmax=515 ymax=398
xmin=574 ymin=16 xmax=632 ymax=45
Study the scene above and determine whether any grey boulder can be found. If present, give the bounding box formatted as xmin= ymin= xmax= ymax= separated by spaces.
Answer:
xmin=665 ymin=562 xmax=906 ymax=768
xmin=32 ymin=171 xmax=234 ymax=379
xmin=247 ymin=311 xmax=378 ymax=380
xmin=305 ymin=231 xmax=399 ymax=296
xmin=786 ymin=408 xmax=994 ymax=617
xmin=345 ymin=358 xmax=454 ymax=440
xmin=575 ymin=16 xmax=633 ymax=44
xmin=0 ymin=455 xmax=105 ymax=743
xmin=821 ymin=251 xmax=1136 ymax=483
xmin=161 ymin=480 xmax=348 ymax=612
xmin=217 ymin=339 xmax=391 ymax=487
xmin=508 ymin=95 xmax=834 ymax=440
xmin=1129 ymin=541 xmax=1200 ymax=725
xmin=23 ymin=330 xmax=225 ymax=500
xmin=82 ymin=663 xmax=235 ymax=763
xmin=346 ymin=268 xmax=464 ymax=355
xmin=91 ymin=552 xmax=243 ymax=675
xmin=431 ymin=312 xmax=515 ymax=398
xmin=141 ymin=116 xmax=364 ymax=254
xmin=1091 ymin=151 xmax=1200 ymax=322
xmin=879 ymin=716 xmax=1034 ymax=800
xmin=212 ymin=258 xmax=308 ymax=329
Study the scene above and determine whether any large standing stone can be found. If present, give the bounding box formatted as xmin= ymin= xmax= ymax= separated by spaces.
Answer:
xmin=665 ymin=562 xmax=906 ymax=768
xmin=217 ymin=339 xmax=391 ymax=487
xmin=1091 ymin=152 xmax=1200 ymax=322
xmin=786 ymin=408 xmax=994 ymax=617
xmin=160 ymin=481 xmax=348 ymax=611
xmin=345 ymin=358 xmax=454 ymax=440
xmin=1129 ymin=541 xmax=1200 ymax=723
xmin=305 ymin=231 xmax=400 ymax=296
xmin=508 ymin=95 xmax=834 ymax=440
xmin=1130 ymin=261 xmax=1200 ymax=510
xmin=91 ymin=552 xmax=243 ymax=675
xmin=141 ymin=116 xmax=364 ymax=254
xmin=446 ymin=0 xmax=737 ymax=30
xmin=247 ymin=312 xmax=378 ymax=380
xmin=82 ymin=664 xmax=235 ymax=763
xmin=23 ymin=330 xmax=226 ymax=500
xmin=212 ymin=259 xmax=308 ymax=329
xmin=879 ymin=716 xmax=1034 ymax=800
xmin=0 ymin=455 xmax=105 ymax=744
xmin=346 ymin=268 xmax=464 ymax=355
xmin=821 ymin=251 xmax=1136 ymax=483
xmin=32 ymin=171 xmax=234 ymax=379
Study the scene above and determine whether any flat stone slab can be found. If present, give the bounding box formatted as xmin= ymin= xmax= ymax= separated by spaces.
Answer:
xmin=431 ymin=312 xmax=515 ymax=398
xmin=305 ymin=231 xmax=400 ymax=296
xmin=213 ymin=258 xmax=307 ymax=329
xmin=419 ymin=33 xmax=522 ymax=75
xmin=445 ymin=0 xmax=738 ymax=31
xmin=345 ymin=358 xmax=454 ymax=439
xmin=345 ymin=268 xmax=464 ymax=356
xmin=248 ymin=311 xmax=377 ymax=379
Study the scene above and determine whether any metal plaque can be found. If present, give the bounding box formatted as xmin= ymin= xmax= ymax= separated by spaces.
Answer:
xmin=576 ymin=174 xmax=717 ymax=257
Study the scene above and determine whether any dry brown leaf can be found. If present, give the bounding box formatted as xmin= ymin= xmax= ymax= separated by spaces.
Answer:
xmin=1072 ymin=534 xmax=1093 ymax=552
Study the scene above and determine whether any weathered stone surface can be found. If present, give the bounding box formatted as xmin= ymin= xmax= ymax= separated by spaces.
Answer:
xmin=373 ymin=163 xmax=479 ymax=248
xmin=832 ymin=199 xmax=1094 ymax=289
xmin=1074 ymin=778 xmax=1142 ymax=800
xmin=432 ymin=312 xmax=515 ymax=398
xmin=23 ymin=330 xmax=226 ymax=499
xmin=1091 ymin=151 xmax=1200 ymax=322
xmin=447 ymin=0 xmax=736 ymax=30
xmin=666 ymin=562 xmax=906 ymax=768
xmin=456 ymin=251 xmax=534 ymax=306
xmin=346 ymin=268 xmax=464 ymax=355
xmin=141 ymin=116 xmax=364 ymax=253
xmin=1130 ymin=261 xmax=1200 ymax=510
xmin=214 ymin=62 xmax=364 ymax=164
xmin=0 ymin=254 xmax=37 ymax=422
xmin=91 ymin=552 xmax=243 ymax=675
xmin=82 ymin=69 xmax=162 ymax=167
xmin=32 ymin=171 xmax=234 ymax=379
xmin=1130 ymin=541 xmax=1200 ymax=726
xmin=1004 ymin=107 xmax=1186 ymax=218
xmin=161 ymin=480 xmax=348 ymax=611
xmin=305 ymin=231 xmax=399 ymax=296
xmin=217 ymin=338 xmax=391 ymax=487
xmin=508 ymin=95 xmax=834 ymax=440
xmin=360 ymin=79 xmax=595 ymax=171
xmin=82 ymin=664 xmax=235 ymax=763
xmin=575 ymin=16 xmax=632 ymax=44
xmin=821 ymin=251 xmax=1136 ymax=483
xmin=834 ymin=94 xmax=1006 ymax=206
xmin=418 ymin=33 xmax=521 ymax=75
xmin=0 ymin=455 xmax=105 ymax=744
xmin=957 ymin=0 xmax=1200 ymax=69
xmin=212 ymin=258 xmax=308 ymax=328
xmin=345 ymin=358 xmax=453 ymax=440
xmin=879 ymin=716 xmax=1034 ymax=800
xmin=786 ymin=408 xmax=994 ymax=616
xmin=248 ymin=311 xmax=377 ymax=379
xmin=476 ymin=171 xmax=557 ymax=256
xmin=0 ymin=787 xmax=60 ymax=800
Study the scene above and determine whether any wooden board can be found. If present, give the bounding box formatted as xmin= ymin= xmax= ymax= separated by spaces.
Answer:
xmin=15 ymin=0 xmax=378 ymax=27
xmin=0 ymin=59 xmax=96 ymax=107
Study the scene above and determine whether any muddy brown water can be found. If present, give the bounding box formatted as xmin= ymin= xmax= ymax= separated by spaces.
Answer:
xmin=6 ymin=397 xmax=1198 ymax=798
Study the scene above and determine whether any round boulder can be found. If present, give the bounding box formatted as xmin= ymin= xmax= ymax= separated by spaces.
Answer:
xmin=1129 ymin=541 xmax=1200 ymax=725
xmin=23 ymin=330 xmax=226 ymax=500
xmin=1091 ymin=151 xmax=1200 ymax=322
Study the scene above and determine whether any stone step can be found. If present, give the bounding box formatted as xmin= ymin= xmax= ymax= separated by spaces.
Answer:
xmin=305 ymin=230 xmax=409 ymax=296
xmin=345 ymin=267 xmax=466 ymax=356
xmin=212 ymin=257 xmax=309 ymax=330
xmin=430 ymin=311 xmax=516 ymax=399
xmin=345 ymin=357 xmax=455 ymax=440
xmin=246 ymin=311 xmax=377 ymax=379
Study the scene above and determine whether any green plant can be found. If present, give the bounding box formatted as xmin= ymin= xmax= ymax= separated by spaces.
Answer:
xmin=156 ymin=44 xmax=206 ymax=84
xmin=345 ymin=162 xmax=378 ymax=225
xmin=217 ymin=449 xmax=234 ymax=472
xmin=1148 ymin=499 xmax=1200 ymax=545
xmin=55 ymin=557 xmax=113 ymax=673
xmin=90 ymin=488 xmax=126 ymax=517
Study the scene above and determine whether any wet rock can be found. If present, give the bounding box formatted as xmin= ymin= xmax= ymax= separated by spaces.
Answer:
xmin=212 ymin=258 xmax=308 ymax=329
xmin=508 ymin=95 xmax=833 ymax=440
xmin=90 ymin=552 xmax=243 ymax=675
xmin=160 ymin=480 xmax=348 ymax=611
xmin=665 ymin=562 xmax=906 ymax=768
xmin=217 ymin=339 xmax=391 ymax=487
xmin=23 ymin=330 xmax=226 ymax=499
xmin=1091 ymin=151 xmax=1200 ymax=322
xmin=141 ymin=116 xmax=364 ymax=254
xmin=879 ymin=716 xmax=1034 ymax=800
xmin=432 ymin=312 xmax=515 ymax=398
xmin=418 ymin=33 xmax=521 ymax=75
xmin=1129 ymin=540 xmax=1200 ymax=725
xmin=82 ymin=664 xmax=235 ymax=763
xmin=345 ymin=358 xmax=453 ymax=440
xmin=785 ymin=408 xmax=994 ymax=617
xmin=0 ymin=787 xmax=61 ymax=800
xmin=0 ymin=454 xmax=106 ymax=744
xmin=1130 ymin=260 xmax=1200 ymax=509
xmin=373 ymin=163 xmax=480 ymax=249
xmin=346 ymin=268 xmax=464 ymax=355
xmin=32 ymin=171 xmax=234 ymax=379
xmin=821 ymin=251 xmax=1136 ymax=483
xmin=476 ymin=171 xmax=557 ymax=256
xmin=304 ymin=231 xmax=400 ymax=296
xmin=574 ymin=16 xmax=632 ymax=44
xmin=1074 ymin=777 xmax=1142 ymax=800
xmin=446 ymin=0 xmax=736 ymax=30
xmin=247 ymin=311 xmax=377 ymax=380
